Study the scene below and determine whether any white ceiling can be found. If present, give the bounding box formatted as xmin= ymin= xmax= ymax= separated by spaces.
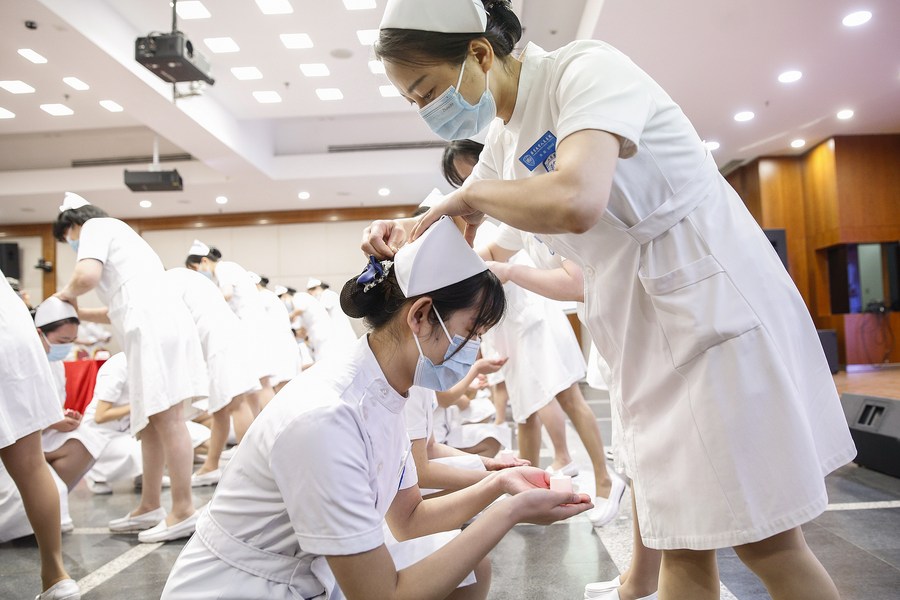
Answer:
xmin=0 ymin=0 xmax=898 ymax=225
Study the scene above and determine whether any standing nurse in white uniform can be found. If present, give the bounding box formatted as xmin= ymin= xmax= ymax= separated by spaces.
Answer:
xmin=163 ymin=217 xmax=592 ymax=600
xmin=365 ymin=1 xmax=857 ymax=599
xmin=53 ymin=193 xmax=208 ymax=543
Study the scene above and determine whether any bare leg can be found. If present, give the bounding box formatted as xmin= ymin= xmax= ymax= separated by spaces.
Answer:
xmin=658 ymin=548 xmax=719 ymax=600
xmin=555 ymin=383 xmax=612 ymax=497
xmin=446 ymin=556 xmax=491 ymax=600
xmin=616 ymin=487 xmax=661 ymax=599
xmin=44 ymin=438 xmax=95 ymax=491
xmin=491 ymin=382 xmax=508 ymax=426
xmin=0 ymin=432 xmax=70 ymax=591
xmin=231 ymin=394 xmax=256 ymax=444
xmin=516 ymin=413 xmax=543 ymax=467
xmin=538 ymin=399 xmax=572 ymax=470
xmin=256 ymin=378 xmax=275 ymax=412
xmin=196 ymin=403 xmax=232 ymax=475
xmin=733 ymin=527 xmax=839 ymax=600
xmin=459 ymin=437 xmax=501 ymax=458
xmin=135 ymin=421 xmax=165 ymax=515
xmin=147 ymin=404 xmax=195 ymax=524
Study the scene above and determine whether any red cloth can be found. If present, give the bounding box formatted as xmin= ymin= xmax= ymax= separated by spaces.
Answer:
xmin=63 ymin=359 xmax=106 ymax=415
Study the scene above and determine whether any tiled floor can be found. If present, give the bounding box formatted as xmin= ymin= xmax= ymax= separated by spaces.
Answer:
xmin=2 ymin=385 xmax=899 ymax=599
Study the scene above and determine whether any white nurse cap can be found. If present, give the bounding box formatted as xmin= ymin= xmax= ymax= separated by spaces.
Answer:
xmin=59 ymin=192 xmax=91 ymax=212
xmin=247 ymin=271 xmax=261 ymax=285
xmin=394 ymin=216 xmax=487 ymax=297
xmin=34 ymin=296 xmax=78 ymax=328
xmin=274 ymin=285 xmax=288 ymax=296
xmin=188 ymin=239 xmax=210 ymax=257
xmin=380 ymin=0 xmax=487 ymax=33
xmin=418 ymin=188 xmax=445 ymax=209
xmin=306 ymin=278 xmax=322 ymax=289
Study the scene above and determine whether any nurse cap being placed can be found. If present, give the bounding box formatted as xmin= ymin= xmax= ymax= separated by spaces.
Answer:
xmin=59 ymin=191 xmax=91 ymax=212
xmin=380 ymin=0 xmax=487 ymax=33
xmin=188 ymin=239 xmax=210 ymax=257
xmin=394 ymin=216 xmax=487 ymax=297
xmin=34 ymin=296 xmax=78 ymax=328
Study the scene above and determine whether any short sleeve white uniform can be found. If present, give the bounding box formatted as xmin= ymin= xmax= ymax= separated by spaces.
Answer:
xmin=75 ymin=218 xmax=208 ymax=434
xmin=162 ymin=337 xmax=424 ymax=599
xmin=291 ymin=292 xmax=336 ymax=361
xmin=472 ymin=40 xmax=856 ymax=549
xmin=257 ymin=288 xmax=301 ymax=386
xmin=318 ymin=288 xmax=359 ymax=351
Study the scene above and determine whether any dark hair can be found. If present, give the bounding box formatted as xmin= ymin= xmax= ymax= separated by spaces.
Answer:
xmin=185 ymin=246 xmax=221 ymax=267
xmin=320 ymin=282 xmax=330 ymax=290
xmin=375 ymin=0 xmax=522 ymax=68
xmin=259 ymin=276 xmax=270 ymax=287
xmin=442 ymin=140 xmax=485 ymax=188
xmin=340 ymin=266 xmax=505 ymax=350
xmin=52 ymin=205 xmax=110 ymax=241
xmin=287 ymin=287 xmax=297 ymax=295
xmin=37 ymin=316 xmax=80 ymax=334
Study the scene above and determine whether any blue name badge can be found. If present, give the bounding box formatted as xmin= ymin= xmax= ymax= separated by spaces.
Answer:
xmin=519 ymin=131 xmax=557 ymax=172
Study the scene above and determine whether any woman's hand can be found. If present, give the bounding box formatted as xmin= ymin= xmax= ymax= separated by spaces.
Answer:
xmin=51 ymin=410 xmax=83 ymax=433
xmin=411 ymin=189 xmax=484 ymax=245
xmin=506 ymin=488 xmax=593 ymax=525
xmin=474 ymin=356 xmax=507 ymax=375
xmin=53 ymin=292 xmax=78 ymax=311
xmin=485 ymin=260 xmax=511 ymax=284
xmin=361 ymin=218 xmax=414 ymax=259
xmin=497 ymin=465 xmax=554 ymax=495
xmin=483 ymin=455 xmax=531 ymax=471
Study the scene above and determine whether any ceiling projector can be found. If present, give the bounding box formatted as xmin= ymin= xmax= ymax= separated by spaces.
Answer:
xmin=135 ymin=32 xmax=214 ymax=85
xmin=124 ymin=169 xmax=183 ymax=192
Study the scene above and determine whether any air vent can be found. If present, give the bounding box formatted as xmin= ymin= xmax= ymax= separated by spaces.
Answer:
xmin=72 ymin=153 xmax=193 ymax=168
xmin=327 ymin=141 xmax=447 ymax=153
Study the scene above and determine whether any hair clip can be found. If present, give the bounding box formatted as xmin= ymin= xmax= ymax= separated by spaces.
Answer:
xmin=357 ymin=256 xmax=393 ymax=293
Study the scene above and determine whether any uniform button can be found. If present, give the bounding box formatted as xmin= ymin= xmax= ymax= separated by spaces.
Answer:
xmin=584 ymin=266 xmax=595 ymax=278
xmin=380 ymin=388 xmax=388 ymax=397
xmin=377 ymin=462 xmax=383 ymax=472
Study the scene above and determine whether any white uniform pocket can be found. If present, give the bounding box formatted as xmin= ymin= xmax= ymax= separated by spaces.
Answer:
xmin=639 ymin=255 xmax=761 ymax=368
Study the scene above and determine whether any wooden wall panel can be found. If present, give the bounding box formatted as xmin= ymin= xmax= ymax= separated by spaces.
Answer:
xmin=834 ymin=135 xmax=900 ymax=243
xmin=820 ymin=312 xmax=900 ymax=365
xmin=802 ymin=139 xmax=841 ymax=250
xmin=725 ymin=159 xmax=762 ymax=223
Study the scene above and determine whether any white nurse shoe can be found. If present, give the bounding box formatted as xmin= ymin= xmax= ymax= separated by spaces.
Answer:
xmin=587 ymin=471 xmax=626 ymax=527
xmin=35 ymin=578 xmax=80 ymax=600
xmin=137 ymin=510 xmax=200 ymax=543
xmin=545 ymin=461 xmax=579 ymax=477
xmin=584 ymin=576 xmax=619 ymax=598
xmin=191 ymin=469 xmax=222 ymax=487
xmin=108 ymin=507 xmax=166 ymax=532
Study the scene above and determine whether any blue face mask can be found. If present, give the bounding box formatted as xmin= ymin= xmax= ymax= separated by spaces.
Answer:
xmin=41 ymin=331 xmax=73 ymax=362
xmin=199 ymin=269 xmax=213 ymax=280
xmin=412 ymin=307 xmax=481 ymax=392
xmin=419 ymin=60 xmax=496 ymax=141
xmin=66 ymin=237 xmax=79 ymax=252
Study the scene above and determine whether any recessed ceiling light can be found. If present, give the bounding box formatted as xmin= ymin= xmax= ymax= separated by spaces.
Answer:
xmin=836 ymin=109 xmax=854 ymax=120
xmin=316 ymin=88 xmax=343 ymax=101
xmin=368 ymin=60 xmax=385 ymax=74
xmin=704 ymin=141 xmax=720 ymax=151
xmin=231 ymin=66 xmax=263 ymax=80
xmin=300 ymin=63 xmax=330 ymax=77
xmin=791 ymin=139 xmax=806 ymax=149
xmin=63 ymin=76 xmax=89 ymax=91
xmin=204 ymin=37 xmax=240 ymax=53
xmin=842 ymin=10 xmax=872 ymax=27
xmin=356 ymin=29 xmax=379 ymax=45
xmin=298 ymin=191 xmax=310 ymax=200
xmin=0 ymin=107 xmax=15 ymax=119
xmin=99 ymin=100 xmax=123 ymax=112
xmin=342 ymin=0 xmax=376 ymax=9
xmin=253 ymin=90 xmax=282 ymax=103
xmin=215 ymin=196 xmax=228 ymax=205
xmin=378 ymin=187 xmax=390 ymax=197
xmin=176 ymin=1 xmax=211 ymax=19
xmin=379 ymin=85 xmax=401 ymax=97
xmin=0 ymin=80 xmax=35 ymax=94
xmin=777 ymin=70 xmax=802 ymax=83
xmin=255 ymin=0 xmax=293 ymax=15
xmin=734 ymin=111 xmax=755 ymax=122
xmin=280 ymin=33 xmax=313 ymax=49
xmin=40 ymin=103 xmax=73 ymax=116
xmin=139 ymin=200 xmax=153 ymax=208
xmin=17 ymin=49 xmax=47 ymax=64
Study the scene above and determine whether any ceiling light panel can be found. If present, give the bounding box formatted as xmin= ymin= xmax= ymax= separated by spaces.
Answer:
xmin=18 ymin=49 xmax=47 ymax=64
xmin=704 ymin=141 xmax=720 ymax=151
xmin=99 ymin=100 xmax=123 ymax=112
xmin=343 ymin=0 xmax=376 ymax=9
xmin=842 ymin=11 xmax=872 ymax=27
xmin=280 ymin=33 xmax=313 ymax=49
xmin=836 ymin=109 xmax=854 ymax=120
xmin=379 ymin=85 xmax=401 ymax=97
xmin=0 ymin=80 xmax=35 ymax=94
xmin=139 ymin=200 xmax=153 ymax=208
xmin=734 ymin=111 xmax=754 ymax=122
xmin=231 ymin=66 xmax=263 ymax=80
xmin=176 ymin=1 xmax=211 ymax=19
xmin=368 ymin=60 xmax=385 ymax=74
xmin=40 ymin=103 xmax=74 ymax=116
xmin=777 ymin=70 xmax=802 ymax=83
xmin=298 ymin=191 xmax=311 ymax=200
xmin=63 ymin=77 xmax=90 ymax=91
xmin=791 ymin=139 xmax=806 ymax=149
xmin=204 ymin=37 xmax=240 ymax=53
xmin=300 ymin=63 xmax=330 ymax=77
xmin=316 ymin=88 xmax=344 ymax=101
xmin=356 ymin=30 xmax=379 ymax=45
xmin=0 ymin=107 xmax=15 ymax=119
xmin=253 ymin=90 xmax=283 ymax=103
xmin=215 ymin=196 xmax=228 ymax=205
xmin=255 ymin=0 xmax=293 ymax=15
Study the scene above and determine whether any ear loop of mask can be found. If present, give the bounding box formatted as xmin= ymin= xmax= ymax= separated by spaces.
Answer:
xmin=412 ymin=305 xmax=454 ymax=362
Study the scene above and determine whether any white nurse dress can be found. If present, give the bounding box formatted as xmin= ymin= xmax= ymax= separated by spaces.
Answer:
xmin=257 ymin=287 xmax=301 ymax=386
xmin=471 ymin=40 xmax=856 ymax=549
xmin=74 ymin=218 xmax=208 ymax=435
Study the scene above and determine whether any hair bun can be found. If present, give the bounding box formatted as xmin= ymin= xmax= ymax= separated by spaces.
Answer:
xmin=339 ymin=278 xmax=370 ymax=319
xmin=208 ymin=247 xmax=223 ymax=260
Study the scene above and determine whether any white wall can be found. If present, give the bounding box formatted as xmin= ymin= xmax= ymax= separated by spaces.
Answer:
xmin=1 ymin=236 xmax=42 ymax=305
